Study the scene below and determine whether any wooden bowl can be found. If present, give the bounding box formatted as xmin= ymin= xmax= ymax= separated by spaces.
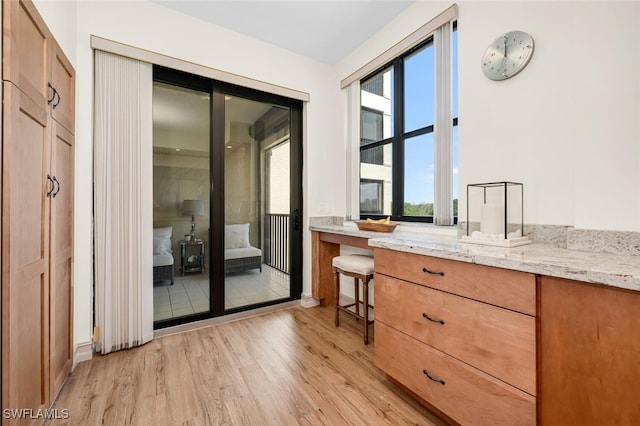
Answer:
xmin=355 ymin=220 xmax=399 ymax=233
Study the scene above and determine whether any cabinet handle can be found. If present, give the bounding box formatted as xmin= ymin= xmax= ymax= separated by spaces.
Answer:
xmin=47 ymin=83 xmax=55 ymax=105
xmin=422 ymin=267 xmax=444 ymax=276
xmin=46 ymin=174 xmax=54 ymax=197
xmin=52 ymin=176 xmax=60 ymax=198
xmin=53 ymin=89 xmax=61 ymax=109
xmin=422 ymin=312 xmax=445 ymax=325
xmin=423 ymin=369 xmax=445 ymax=385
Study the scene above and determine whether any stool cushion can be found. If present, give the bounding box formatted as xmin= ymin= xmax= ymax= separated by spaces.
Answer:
xmin=332 ymin=254 xmax=374 ymax=276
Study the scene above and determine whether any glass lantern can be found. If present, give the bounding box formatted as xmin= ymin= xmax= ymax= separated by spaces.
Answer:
xmin=460 ymin=181 xmax=531 ymax=247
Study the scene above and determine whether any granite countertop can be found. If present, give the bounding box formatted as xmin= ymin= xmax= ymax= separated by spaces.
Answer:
xmin=310 ymin=224 xmax=640 ymax=292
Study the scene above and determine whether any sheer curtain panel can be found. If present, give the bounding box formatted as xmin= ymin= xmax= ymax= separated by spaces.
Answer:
xmin=345 ymin=81 xmax=361 ymax=219
xmin=433 ymin=22 xmax=454 ymax=225
xmin=94 ymin=50 xmax=153 ymax=354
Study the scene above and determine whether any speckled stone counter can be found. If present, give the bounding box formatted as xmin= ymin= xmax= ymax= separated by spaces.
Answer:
xmin=310 ymin=224 xmax=640 ymax=292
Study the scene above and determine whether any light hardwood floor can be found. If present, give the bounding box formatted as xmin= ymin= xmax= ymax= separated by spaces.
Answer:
xmin=50 ymin=305 xmax=447 ymax=425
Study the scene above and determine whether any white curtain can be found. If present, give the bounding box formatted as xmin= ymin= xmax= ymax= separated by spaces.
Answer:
xmin=94 ymin=50 xmax=154 ymax=354
xmin=433 ymin=22 xmax=454 ymax=225
xmin=345 ymin=81 xmax=361 ymax=220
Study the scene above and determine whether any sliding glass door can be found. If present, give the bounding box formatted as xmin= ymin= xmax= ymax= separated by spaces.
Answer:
xmin=152 ymin=79 xmax=211 ymax=322
xmin=153 ymin=67 xmax=302 ymax=327
xmin=221 ymin=96 xmax=291 ymax=310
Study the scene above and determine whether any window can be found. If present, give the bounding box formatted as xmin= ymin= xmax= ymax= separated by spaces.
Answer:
xmin=360 ymin=179 xmax=385 ymax=214
xmin=359 ymin=22 xmax=458 ymax=223
xmin=361 ymin=108 xmax=384 ymax=165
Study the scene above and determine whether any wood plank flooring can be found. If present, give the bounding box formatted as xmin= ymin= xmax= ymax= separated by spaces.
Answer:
xmin=49 ymin=305 xmax=447 ymax=425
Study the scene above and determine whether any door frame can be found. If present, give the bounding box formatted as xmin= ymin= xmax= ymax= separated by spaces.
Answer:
xmin=210 ymin=81 xmax=303 ymax=317
xmin=152 ymin=67 xmax=303 ymax=328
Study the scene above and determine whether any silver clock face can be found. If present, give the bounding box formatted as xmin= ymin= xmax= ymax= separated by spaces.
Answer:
xmin=481 ymin=30 xmax=534 ymax=81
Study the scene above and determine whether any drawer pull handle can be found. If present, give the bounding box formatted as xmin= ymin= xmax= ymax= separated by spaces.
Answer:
xmin=422 ymin=312 xmax=445 ymax=325
xmin=423 ymin=369 xmax=445 ymax=385
xmin=422 ymin=267 xmax=444 ymax=276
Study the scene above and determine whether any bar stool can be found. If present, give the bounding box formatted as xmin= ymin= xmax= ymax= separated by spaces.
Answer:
xmin=332 ymin=254 xmax=375 ymax=344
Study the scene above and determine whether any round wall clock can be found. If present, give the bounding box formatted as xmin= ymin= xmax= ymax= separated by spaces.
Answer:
xmin=481 ymin=30 xmax=534 ymax=81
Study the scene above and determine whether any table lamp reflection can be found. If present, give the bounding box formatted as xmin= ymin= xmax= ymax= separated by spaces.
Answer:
xmin=182 ymin=199 xmax=204 ymax=240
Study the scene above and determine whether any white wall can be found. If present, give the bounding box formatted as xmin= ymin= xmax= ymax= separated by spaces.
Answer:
xmin=33 ymin=0 xmax=341 ymax=351
xmin=31 ymin=0 xmax=639 ymax=355
xmin=32 ymin=0 xmax=77 ymax=64
xmin=335 ymin=1 xmax=640 ymax=232
xmin=568 ymin=3 xmax=640 ymax=231
xmin=459 ymin=1 xmax=640 ymax=231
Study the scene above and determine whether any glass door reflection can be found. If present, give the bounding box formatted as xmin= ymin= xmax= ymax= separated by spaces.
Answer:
xmin=152 ymin=81 xmax=211 ymax=322
xmin=223 ymin=96 xmax=291 ymax=310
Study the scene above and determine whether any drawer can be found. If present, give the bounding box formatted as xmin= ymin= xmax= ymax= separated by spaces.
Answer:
xmin=374 ymin=248 xmax=536 ymax=315
xmin=375 ymin=274 xmax=536 ymax=395
xmin=376 ymin=322 xmax=536 ymax=426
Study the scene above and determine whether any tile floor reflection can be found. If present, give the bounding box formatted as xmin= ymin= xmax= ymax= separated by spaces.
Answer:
xmin=153 ymin=265 xmax=290 ymax=321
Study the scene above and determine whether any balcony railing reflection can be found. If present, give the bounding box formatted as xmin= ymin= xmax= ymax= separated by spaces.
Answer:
xmin=264 ymin=213 xmax=289 ymax=274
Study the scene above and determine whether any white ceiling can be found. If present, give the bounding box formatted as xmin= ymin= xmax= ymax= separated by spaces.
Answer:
xmin=152 ymin=1 xmax=416 ymax=152
xmin=151 ymin=0 xmax=415 ymax=65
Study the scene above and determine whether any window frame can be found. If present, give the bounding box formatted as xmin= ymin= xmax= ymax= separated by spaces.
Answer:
xmin=358 ymin=22 xmax=458 ymax=224
xmin=359 ymin=178 xmax=385 ymax=215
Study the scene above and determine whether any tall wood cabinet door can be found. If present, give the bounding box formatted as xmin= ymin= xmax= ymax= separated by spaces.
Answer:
xmin=2 ymin=0 xmax=52 ymax=107
xmin=50 ymin=40 xmax=75 ymax=133
xmin=1 ymin=82 xmax=51 ymax=419
xmin=49 ymin=121 xmax=74 ymax=399
xmin=539 ymin=277 xmax=640 ymax=425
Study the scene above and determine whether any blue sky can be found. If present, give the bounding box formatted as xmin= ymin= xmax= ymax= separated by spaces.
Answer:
xmin=402 ymin=30 xmax=458 ymax=204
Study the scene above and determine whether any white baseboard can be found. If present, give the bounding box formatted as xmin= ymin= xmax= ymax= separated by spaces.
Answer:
xmin=73 ymin=341 xmax=93 ymax=370
xmin=300 ymin=293 xmax=320 ymax=308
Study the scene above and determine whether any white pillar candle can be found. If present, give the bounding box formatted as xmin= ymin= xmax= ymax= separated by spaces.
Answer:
xmin=480 ymin=204 xmax=504 ymax=235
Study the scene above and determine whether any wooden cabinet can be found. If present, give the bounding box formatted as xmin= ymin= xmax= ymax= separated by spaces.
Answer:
xmin=2 ymin=0 xmax=51 ymax=109
xmin=49 ymin=40 xmax=75 ymax=133
xmin=48 ymin=119 xmax=74 ymax=398
xmin=2 ymin=0 xmax=75 ymax=421
xmin=376 ymin=322 xmax=535 ymax=426
xmin=374 ymin=248 xmax=536 ymax=316
xmin=375 ymin=274 xmax=536 ymax=395
xmin=374 ymin=248 xmax=536 ymax=426
xmin=1 ymin=81 xmax=52 ymax=421
xmin=539 ymin=277 xmax=640 ymax=425
xmin=2 ymin=0 xmax=74 ymax=132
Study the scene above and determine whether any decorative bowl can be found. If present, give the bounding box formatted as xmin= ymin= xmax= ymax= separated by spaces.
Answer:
xmin=355 ymin=220 xmax=399 ymax=233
